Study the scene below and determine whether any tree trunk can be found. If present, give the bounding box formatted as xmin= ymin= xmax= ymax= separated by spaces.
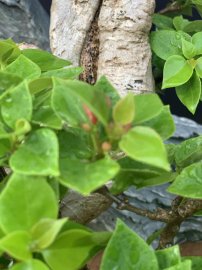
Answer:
xmin=50 ymin=0 xmax=155 ymax=95
xmin=50 ymin=0 xmax=155 ymax=223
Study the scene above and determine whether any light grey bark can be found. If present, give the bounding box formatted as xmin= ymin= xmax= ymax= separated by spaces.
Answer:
xmin=50 ymin=0 xmax=155 ymax=95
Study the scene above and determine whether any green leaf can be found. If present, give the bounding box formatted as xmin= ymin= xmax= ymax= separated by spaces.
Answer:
xmin=182 ymin=256 xmax=202 ymax=270
xmin=0 ymin=40 xmax=19 ymax=65
xmin=31 ymin=218 xmax=67 ymax=250
xmin=142 ymin=106 xmax=175 ymax=140
xmin=22 ymin=49 xmax=71 ymax=71
xmin=0 ymin=173 xmax=58 ymax=233
xmin=58 ymin=129 xmax=92 ymax=159
xmin=111 ymin=157 xmax=175 ymax=193
xmin=192 ymin=32 xmax=202 ymax=55
xmin=195 ymin=56 xmax=202 ymax=78
xmin=0 ymin=231 xmax=32 ymax=261
xmin=58 ymin=156 xmax=120 ymax=195
xmin=168 ymin=161 xmax=202 ymax=198
xmin=152 ymin=14 xmax=174 ymax=30
xmin=10 ymin=128 xmax=59 ymax=176
xmin=113 ymin=93 xmax=135 ymax=125
xmin=155 ymin=245 xmax=181 ymax=269
xmin=119 ymin=126 xmax=170 ymax=171
xmin=133 ymin=94 xmax=163 ymax=124
xmin=173 ymin=16 xmax=190 ymax=31
xmin=1 ymin=81 xmax=32 ymax=128
xmin=10 ymin=259 xmax=49 ymax=270
xmin=150 ymin=30 xmax=187 ymax=60
xmin=41 ymin=67 xmax=83 ymax=79
xmin=32 ymin=105 xmax=63 ymax=130
xmin=100 ymin=220 xmax=158 ymax=270
xmin=5 ymin=55 xmax=41 ymax=80
xmin=0 ymin=72 xmax=22 ymax=94
xmin=28 ymin=78 xmax=52 ymax=95
xmin=181 ymin=38 xmax=196 ymax=59
xmin=162 ymin=55 xmax=193 ymax=88
xmin=184 ymin=21 xmax=202 ymax=33
xmin=51 ymin=78 xmax=109 ymax=126
xmin=175 ymin=135 xmax=202 ymax=169
xmin=164 ymin=260 xmax=192 ymax=270
xmin=14 ymin=119 xmax=31 ymax=136
xmin=94 ymin=75 xmax=120 ymax=106
xmin=42 ymin=229 xmax=99 ymax=270
xmin=176 ymin=71 xmax=201 ymax=114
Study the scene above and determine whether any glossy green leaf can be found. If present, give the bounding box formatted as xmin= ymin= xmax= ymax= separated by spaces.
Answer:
xmin=31 ymin=218 xmax=67 ymax=250
xmin=1 ymin=81 xmax=32 ymax=128
xmin=175 ymin=135 xmax=202 ymax=168
xmin=0 ymin=231 xmax=32 ymax=261
xmin=10 ymin=128 xmax=59 ymax=176
xmin=195 ymin=56 xmax=202 ymax=78
xmin=119 ymin=126 xmax=170 ymax=171
xmin=155 ymin=245 xmax=181 ymax=269
xmin=94 ymin=75 xmax=120 ymax=106
xmin=51 ymin=78 xmax=109 ymax=126
xmin=28 ymin=77 xmax=52 ymax=95
xmin=41 ymin=67 xmax=83 ymax=79
xmin=58 ymin=156 xmax=120 ymax=195
xmin=32 ymin=105 xmax=63 ymax=130
xmin=113 ymin=93 xmax=135 ymax=125
xmin=42 ymin=229 xmax=99 ymax=270
xmin=142 ymin=106 xmax=175 ymax=140
xmin=176 ymin=71 xmax=201 ymax=114
xmin=150 ymin=30 xmax=186 ymax=60
xmin=173 ymin=16 xmax=190 ymax=31
xmin=0 ymin=173 xmax=58 ymax=233
xmin=164 ymin=260 xmax=191 ymax=270
xmin=100 ymin=220 xmax=158 ymax=270
xmin=10 ymin=259 xmax=49 ymax=270
xmin=0 ymin=72 xmax=22 ymax=94
xmin=22 ymin=49 xmax=71 ymax=71
xmin=133 ymin=94 xmax=163 ymax=124
xmin=192 ymin=32 xmax=202 ymax=55
xmin=181 ymin=38 xmax=196 ymax=59
xmin=58 ymin=129 xmax=92 ymax=159
xmin=5 ymin=55 xmax=41 ymax=80
xmin=184 ymin=21 xmax=202 ymax=33
xmin=152 ymin=14 xmax=174 ymax=30
xmin=162 ymin=55 xmax=193 ymax=89
xmin=168 ymin=161 xmax=202 ymax=198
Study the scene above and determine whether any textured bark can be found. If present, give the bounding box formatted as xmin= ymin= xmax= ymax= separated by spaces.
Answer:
xmin=50 ymin=0 xmax=155 ymax=95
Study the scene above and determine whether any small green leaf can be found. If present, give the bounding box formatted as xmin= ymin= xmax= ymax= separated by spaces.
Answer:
xmin=1 ymin=81 xmax=32 ymax=128
xmin=5 ymin=55 xmax=41 ymax=80
xmin=119 ymin=126 xmax=170 ymax=171
xmin=0 ymin=173 xmax=58 ymax=233
xmin=41 ymin=67 xmax=83 ymax=79
xmin=31 ymin=218 xmax=67 ymax=250
xmin=10 ymin=128 xmax=59 ymax=176
xmin=192 ymin=32 xmax=202 ymax=55
xmin=152 ymin=14 xmax=174 ymax=30
xmin=184 ymin=21 xmax=202 ymax=33
xmin=155 ymin=245 xmax=181 ymax=269
xmin=173 ymin=16 xmax=190 ymax=31
xmin=58 ymin=156 xmax=120 ymax=195
xmin=176 ymin=71 xmax=201 ymax=114
xmin=10 ymin=259 xmax=49 ymax=270
xmin=42 ymin=229 xmax=99 ymax=270
xmin=0 ymin=72 xmax=22 ymax=94
xmin=150 ymin=30 xmax=189 ymax=60
xmin=181 ymin=38 xmax=196 ymax=59
xmin=175 ymin=135 xmax=202 ymax=168
xmin=164 ymin=260 xmax=192 ymax=270
xmin=113 ymin=93 xmax=135 ymax=125
xmin=22 ymin=49 xmax=71 ymax=71
xmin=162 ymin=55 xmax=193 ymax=88
xmin=142 ymin=106 xmax=175 ymax=140
xmin=168 ymin=161 xmax=202 ymax=198
xmin=100 ymin=220 xmax=158 ymax=270
xmin=133 ymin=94 xmax=163 ymax=124
xmin=28 ymin=77 xmax=52 ymax=95
xmin=182 ymin=256 xmax=202 ymax=270
xmin=14 ymin=119 xmax=31 ymax=136
xmin=195 ymin=57 xmax=202 ymax=78
xmin=0 ymin=231 xmax=32 ymax=261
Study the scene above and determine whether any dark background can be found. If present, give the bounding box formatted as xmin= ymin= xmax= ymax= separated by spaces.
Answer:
xmin=38 ymin=0 xmax=202 ymax=124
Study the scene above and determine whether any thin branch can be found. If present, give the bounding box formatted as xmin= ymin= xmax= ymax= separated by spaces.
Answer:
xmin=159 ymin=2 xmax=183 ymax=14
